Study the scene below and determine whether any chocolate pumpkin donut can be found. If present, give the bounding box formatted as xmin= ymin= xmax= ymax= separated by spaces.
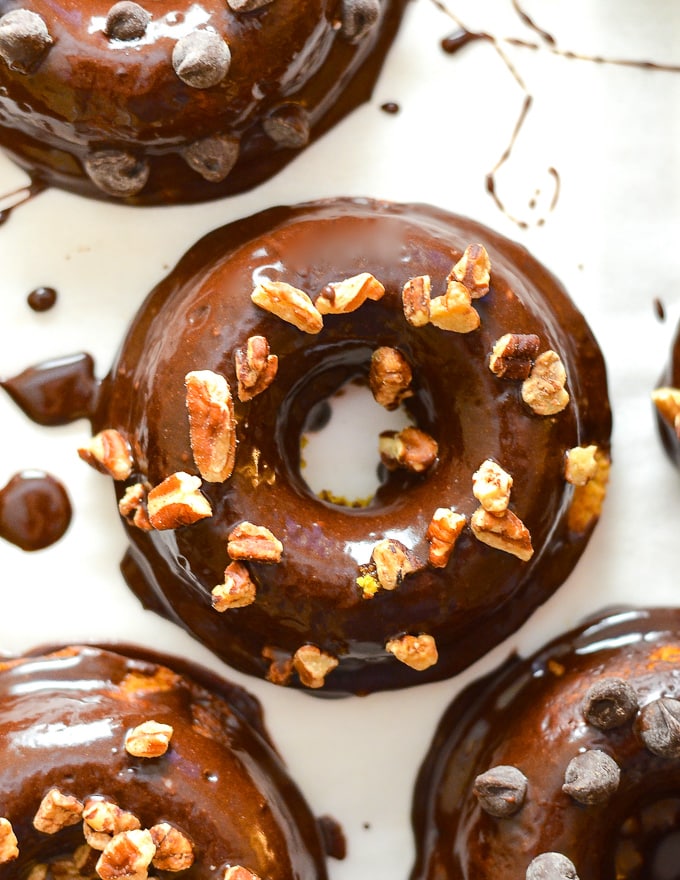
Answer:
xmin=83 ymin=197 xmax=611 ymax=695
xmin=0 ymin=644 xmax=329 ymax=879
xmin=652 ymin=322 xmax=680 ymax=467
xmin=0 ymin=0 xmax=405 ymax=203
xmin=411 ymin=607 xmax=680 ymax=880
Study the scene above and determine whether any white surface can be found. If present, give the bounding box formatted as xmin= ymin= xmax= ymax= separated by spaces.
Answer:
xmin=0 ymin=1 xmax=679 ymax=878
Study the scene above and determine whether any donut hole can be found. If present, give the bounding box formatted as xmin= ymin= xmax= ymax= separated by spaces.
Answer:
xmin=616 ymin=797 xmax=680 ymax=879
xmin=300 ymin=378 xmax=413 ymax=507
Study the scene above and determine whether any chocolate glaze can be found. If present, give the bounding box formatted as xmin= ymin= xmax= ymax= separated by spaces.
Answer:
xmin=87 ymin=197 xmax=611 ymax=695
xmin=0 ymin=644 xmax=328 ymax=878
xmin=411 ymin=607 xmax=680 ymax=880
xmin=0 ymin=469 xmax=71 ymax=550
xmin=0 ymin=0 xmax=406 ymax=205
xmin=656 ymin=323 xmax=680 ymax=467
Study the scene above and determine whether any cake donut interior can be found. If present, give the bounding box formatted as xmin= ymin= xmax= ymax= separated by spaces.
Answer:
xmin=79 ymin=197 xmax=612 ymax=695
xmin=0 ymin=0 xmax=406 ymax=203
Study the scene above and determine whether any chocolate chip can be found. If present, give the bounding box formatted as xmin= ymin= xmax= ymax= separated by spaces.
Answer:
xmin=84 ymin=150 xmax=150 ymax=198
xmin=638 ymin=697 xmax=680 ymax=758
xmin=0 ymin=9 xmax=52 ymax=74
xmin=562 ymin=750 xmax=620 ymax=805
xmin=105 ymin=2 xmax=150 ymax=40
xmin=473 ymin=765 xmax=527 ymax=817
xmin=227 ymin=0 xmax=274 ymax=10
xmin=182 ymin=134 xmax=239 ymax=182
xmin=341 ymin=0 xmax=380 ymax=42
xmin=262 ymin=104 xmax=310 ymax=149
xmin=526 ymin=852 xmax=579 ymax=880
xmin=583 ymin=677 xmax=638 ymax=729
xmin=172 ymin=31 xmax=231 ymax=89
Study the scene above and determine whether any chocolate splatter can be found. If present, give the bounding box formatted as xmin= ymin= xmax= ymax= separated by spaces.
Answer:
xmin=654 ymin=297 xmax=666 ymax=322
xmin=473 ymin=765 xmax=527 ymax=817
xmin=27 ymin=286 xmax=57 ymax=312
xmin=583 ymin=677 xmax=639 ymax=729
xmin=380 ymin=101 xmax=400 ymax=114
xmin=0 ymin=470 xmax=71 ymax=551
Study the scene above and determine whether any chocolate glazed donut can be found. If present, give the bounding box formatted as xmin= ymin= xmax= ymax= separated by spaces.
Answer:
xmin=652 ymin=322 xmax=680 ymax=467
xmin=0 ymin=645 xmax=329 ymax=879
xmin=410 ymin=607 xmax=680 ymax=880
xmin=86 ymin=198 xmax=611 ymax=695
xmin=0 ymin=0 xmax=405 ymax=204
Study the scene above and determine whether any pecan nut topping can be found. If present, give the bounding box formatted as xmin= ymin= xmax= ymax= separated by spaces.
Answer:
xmin=0 ymin=818 xmax=18 ymax=864
xmin=315 ymin=272 xmax=384 ymax=314
xmin=521 ymin=350 xmax=569 ymax=416
xmin=369 ymin=346 xmax=413 ymax=410
xmin=429 ymin=280 xmax=480 ymax=333
xmin=293 ymin=645 xmax=339 ymax=689
xmin=147 ymin=472 xmax=212 ymax=530
xmin=386 ymin=634 xmax=438 ymax=671
xmin=426 ymin=508 xmax=466 ymax=567
xmin=149 ymin=823 xmax=194 ymax=872
xmin=448 ymin=243 xmax=491 ymax=298
xmin=96 ymin=829 xmax=156 ymax=880
xmin=371 ymin=538 xmax=417 ymax=590
xmin=489 ymin=333 xmax=540 ymax=380
xmin=33 ymin=789 xmax=84 ymax=834
xmin=470 ymin=507 xmax=534 ymax=561
xmin=227 ymin=522 xmax=283 ymax=563
xmin=185 ymin=370 xmax=236 ymax=483
xmin=402 ymin=275 xmax=431 ymax=327
xmin=379 ymin=426 xmax=438 ymax=473
xmin=472 ymin=459 xmax=513 ymax=514
xmin=212 ymin=561 xmax=256 ymax=610
xmin=234 ymin=336 xmax=278 ymax=402
xmin=251 ymin=280 xmax=323 ymax=334
xmin=124 ymin=720 xmax=173 ymax=758
xmin=78 ymin=428 xmax=133 ymax=481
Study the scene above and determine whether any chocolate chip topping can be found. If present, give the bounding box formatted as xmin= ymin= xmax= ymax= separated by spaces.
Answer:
xmin=262 ymin=104 xmax=311 ymax=149
xmin=583 ymin=677 xmax=638 ymax=729
xmin=638 ymin=697 xmax=680 ymax=758
xmin=0 ymin=9 xmax=52 ymax=74
xmin=84 ymin=150 xmax=150 ymax=197
xmin=473 ymin=765 xmax=527 ymax=817
xmin=341 ymin=0 xmax=380 ymax=42
xmin=526 ymin=852 xmax=579 ymax=880
xmin=562 ymin=749 xmax=620 ymax=805
xmin=172 ymin=31 xmax=231 ymax=89
xmin=105 ymin=2 xmax=150 ymax=41
xmin=227 ymin=0 xmax=274 ymax=10
xmin=182 ymin=135 xmax=239 ymax=182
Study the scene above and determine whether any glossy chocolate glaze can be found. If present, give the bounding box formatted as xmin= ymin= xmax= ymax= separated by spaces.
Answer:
xmin=411 ymin=607 xmax=680 ymax=880
xmin=87 ymin=198 xmax=611 ymax=695
xmin=0 ymin=469 xmax=71 ymax=550
xmin=0 ymin=0 xmax=406 ymax=204
xmin=656 ymin=323 xmax=680 ymax=467
xmin=0 ymin=644 xmax=328 ymax=878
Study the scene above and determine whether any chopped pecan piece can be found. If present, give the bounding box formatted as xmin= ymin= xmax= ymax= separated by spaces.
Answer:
xmin=262 ymin=646 xmax=294 ymax=686
xmin=652 ymin=387 xmax=680 ymax=438
xmin=564 ymin=445 xmax=599 ymax=486
xmin=185 ymin=370 xmax=236 ymax=483
xmin=78 ymin=429 xmax=133 ymax=481
xmin=223 ymin=868 xmax=262 ymax=880
xmin=369 ymin=346 xmax=413 ymax=410
xmin=470 ymin=507 xmax=534 ymax=561
xmin=0 ymin=818 xmax=18 ymax=864
xmin=568 ymin=448 xmax=610 ymax=533
xmin=96 ymin=830 xmax=156 ymax=880
xmin=27 ymin=866 xmax=47 ymax=880
xmin=489 ymin=333 xmax=541 ymax=380
xmin=251 ymin=280 xmax=323 ymax=334
xmin=429 ymin=280 xmax=480 ymax=333
xmin=149 ymin=824 xmax=194 ymax=872
xmin=472 ymin=459 xmax=513 ymax=514
xmin=426 ymin=508 xmax=466 ymax=567
xmin=118 ymin=483 xmax=153 ymax=532
xmin=402 ymin=275 xmax=431 ymax=327
xmin=212 ymin=561 xmax=256 ymax=611
xmin=147 ymin=472 xmax=212 ymax=530
xmin=315 ymin=272 xmax=385 ymax=314
xmin=371 ymin=538 xmax=417 ymax=590
xmin=521 ymin=350 xmax=569 ymax=415
xmin=386 ymin=634 xmax=438 ymax=671
xmin=379 ymin=426 xmax=438 ymax=473
xmin=83 ymin=799 xmax=140 ymax=851
xmin=227 ymin=522 xmax=283 ymax=563
xmin=293 ymin=645 xmax=339 ymax=689
xmin=125 ymin=720 xmax=173 ymax=758
xmin=448 ymin=243 xmax=491 ymax=298
xmin=234 ymin=336 xmax=278 ymax=402
xmin=33 ymin=789 xmax=84 ymax=834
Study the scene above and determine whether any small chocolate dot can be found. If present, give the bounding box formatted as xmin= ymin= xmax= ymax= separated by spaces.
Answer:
xmin=84 ymin=150 xmax=150 ymax=198
xmin=0 ymin=9 xmax=52 ymax=74
xmin=380 ymin=101 xmax=400 ymax=115
xmin=262 ymin=104 xmax=310 ymax=149
xmin=526 ymin=852 xmax=579 ymax=880
xmin=182 ymin=134 xmax=239 ymax=182
xmin=583 ymin=677 xmax=639 ymax=730
xmin=105 ymin=1 xmax=150 ymax=41
xmin=172 ymin=30 xmax=231 ymax=89
xmin=227 ymin=0 xmax=274 ymax=10
xmin=638 ymin=697 xmax=680 ymax=758
xmin=473 ymin=765 xmax=528 ymax=818
xmin=341 ymin=0 xmax=380 ymax=42
xmin=562 ymin=750 xmax=620 ymax=805
xmin=27 ymin=286 xmax=57 ymax=312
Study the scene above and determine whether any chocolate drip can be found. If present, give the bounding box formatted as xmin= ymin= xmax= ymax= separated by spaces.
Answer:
xmin=0 ymin=470 xmax=71 ymax=551
xmin=0 ymin=176 xmax=45 ymax=225
xmin=1 ymin=352 xmax=98 ymax=426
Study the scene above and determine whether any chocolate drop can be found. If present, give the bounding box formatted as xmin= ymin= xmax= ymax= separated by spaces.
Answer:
xmin=262 ymin=104 xmax=311 ymax=149
xmin=182 ymin=134 xmax=240 ymax=182
xmin=84 ymin=150 xmax=150 ymax=198
xmin=105 ymin=1 xmax=150 ymax=41
xmin=473 ymin=765 xmax=527 ymax=817
xmin=0 ymin=9 xmax=52 ymax=73
xmin=172 ymin=31 xmax=231 ymax=89
xmin=0 ymin=470 xmax=71 ymax=551
xmin=562 ymin=750 xmax=620 ymax=805
xmin=638 ymin=698 xmax=680 ymax=758
xmin=583 ymin=677 xmax=639 ymax=729
xmin=526 ymin=852 xmax=579 ymax=879
xmin=341 ymin=0 xmax=380 ymax=42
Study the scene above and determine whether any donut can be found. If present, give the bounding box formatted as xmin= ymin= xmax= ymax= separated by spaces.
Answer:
xmin=0 ymin=0 xmax=405 ymax=204
xmin=410 ymin=607 xmax=680 ymax=880
xmin=81 ymin=197 xmax=611 ymax=695
xmin=0 ymin=644 xmax=329 ymax=879
xmin=652 ymin=322 xmax=680 ymax=467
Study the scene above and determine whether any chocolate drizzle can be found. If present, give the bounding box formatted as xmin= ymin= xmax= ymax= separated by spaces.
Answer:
xmin=0 ymin=470 xmax=71 ymax=551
